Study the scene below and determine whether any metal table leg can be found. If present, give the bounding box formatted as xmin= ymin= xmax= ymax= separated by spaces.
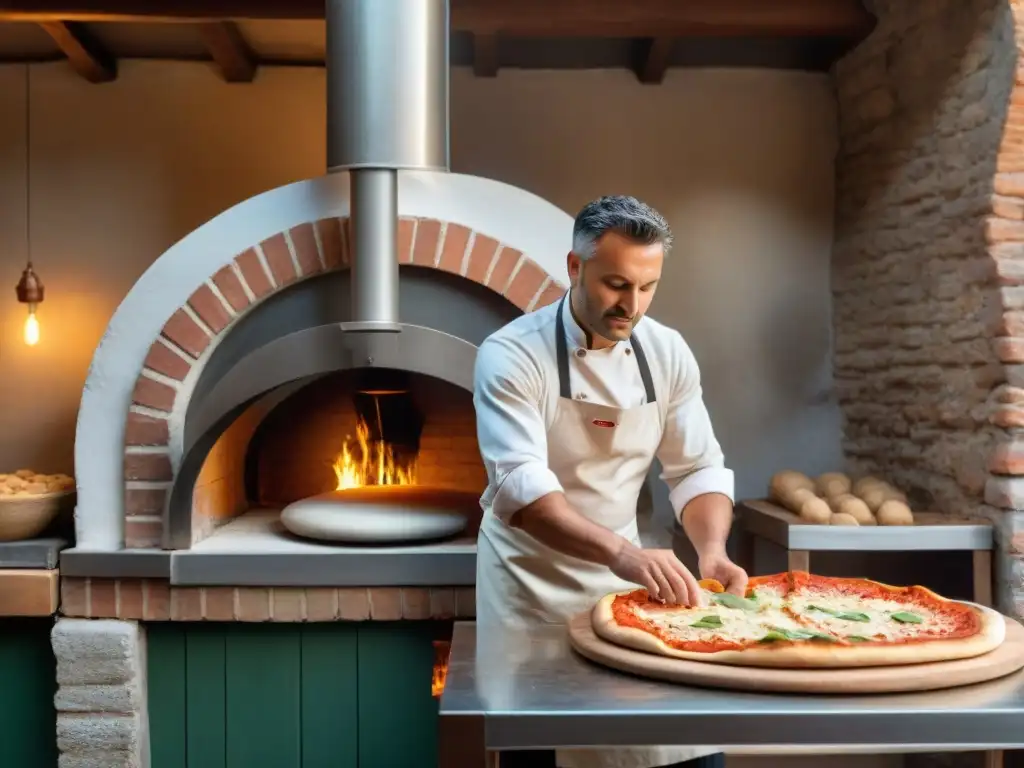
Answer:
xmin=788 ymin=549 xmax=810 ymax=572
xmin=973 ymin=550 xmax=993 ymax=607
xmin=440 ymin=713 xmax=490 ymax=768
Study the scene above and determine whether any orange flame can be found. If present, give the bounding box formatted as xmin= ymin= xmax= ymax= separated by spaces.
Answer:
xmin=332 ymin=398 xmax=417 ymax=490
xmin=432 ymin=640 xmax=450 ymax=698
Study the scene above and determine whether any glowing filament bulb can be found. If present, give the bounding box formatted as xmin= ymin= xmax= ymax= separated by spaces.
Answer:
xmin=23 ymin=304 xmax=39 ymax=347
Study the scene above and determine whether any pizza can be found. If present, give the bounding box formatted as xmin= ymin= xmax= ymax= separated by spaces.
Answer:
xmin=591 ymin=571 xmax=1005 ymax=668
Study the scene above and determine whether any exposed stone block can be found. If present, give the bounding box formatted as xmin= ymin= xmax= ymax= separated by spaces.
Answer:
xmin=57 ymin=713 xmax=140 ymax=752
xmin=52 ymin=619 xmax=140 ymax=686
xmin=59 ymin=750 xmax=141 ymax=768
xmin=55 ymin=684 xmax=142 ymax=713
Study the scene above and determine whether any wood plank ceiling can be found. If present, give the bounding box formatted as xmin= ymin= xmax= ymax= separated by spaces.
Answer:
xmin=0 ymin=0 xmax=875 ymax=85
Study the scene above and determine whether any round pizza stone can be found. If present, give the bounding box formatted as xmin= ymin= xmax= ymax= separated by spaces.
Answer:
xmin=279 ymin=486 xmax=475 ymax=544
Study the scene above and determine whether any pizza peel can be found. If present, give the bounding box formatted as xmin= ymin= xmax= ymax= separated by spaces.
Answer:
xmin=566 ymin=610 xmax=1024 ymax=694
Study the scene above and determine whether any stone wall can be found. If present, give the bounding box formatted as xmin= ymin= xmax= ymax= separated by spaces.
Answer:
xmin=831 ymin=0 xmax=1024 ymax=617
xmin=52 ymin=619 xmax=149 ymax=768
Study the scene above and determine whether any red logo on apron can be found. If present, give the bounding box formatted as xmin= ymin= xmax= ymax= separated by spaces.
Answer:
xmin=592 ymin=419 xmax=616 ymax=428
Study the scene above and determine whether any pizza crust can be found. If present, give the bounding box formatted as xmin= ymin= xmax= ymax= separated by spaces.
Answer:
xmin=591 ymin=589 xmax=1006 ymax=669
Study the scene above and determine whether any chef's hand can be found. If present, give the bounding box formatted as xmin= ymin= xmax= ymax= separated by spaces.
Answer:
xmin=697 ymin=548 xmax=749 ymax=597
xmin=609 ymin=541 xmax=705 ymax=606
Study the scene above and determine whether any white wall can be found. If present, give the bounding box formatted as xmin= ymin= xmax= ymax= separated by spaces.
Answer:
xmin=0 ymin=59 xmax=843 ymax=506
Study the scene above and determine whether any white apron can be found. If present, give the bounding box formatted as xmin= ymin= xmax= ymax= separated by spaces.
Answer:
xmin=476 ymin=297 xmax=719 ymax=768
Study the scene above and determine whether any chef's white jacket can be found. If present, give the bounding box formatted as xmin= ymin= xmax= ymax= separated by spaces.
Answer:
xmin=474 ymin=297 xmax=735 ymax=524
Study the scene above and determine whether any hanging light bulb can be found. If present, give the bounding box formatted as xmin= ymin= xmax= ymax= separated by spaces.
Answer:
xmin=16 ymin=262 xmax=43 ymax=347
xmin=16 ymin=65 xmax=44 ymax=349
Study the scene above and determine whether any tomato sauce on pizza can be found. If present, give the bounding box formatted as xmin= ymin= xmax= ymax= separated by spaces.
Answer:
xmin=594 ymin=571 xmax=1003 ymax=668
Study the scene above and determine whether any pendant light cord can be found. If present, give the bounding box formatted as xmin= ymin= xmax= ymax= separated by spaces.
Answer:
xmin=24 ymin=63 xmax=31 ymax=269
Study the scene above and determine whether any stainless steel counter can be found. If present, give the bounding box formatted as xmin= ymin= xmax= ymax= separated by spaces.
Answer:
xmin=439 ymin=621 xmax=1024 ymax=764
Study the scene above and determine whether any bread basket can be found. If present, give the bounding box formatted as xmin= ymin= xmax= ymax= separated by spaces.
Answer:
xmin=0 ymin=472 xmax=76 ymax=542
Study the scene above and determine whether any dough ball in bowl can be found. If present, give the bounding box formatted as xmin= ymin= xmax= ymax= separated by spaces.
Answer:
xmin=798 ymin=496 xmax=832 ymax=524
xmin=876 ymin=500 xmax=915 ymax=526
xmin=834 ymin=496 xmax=875 ymax=525
xmin=830 ymin=512 xmax=861 ymax=526
xmin=769 ymin=471 xmax=815 ymax=503
xmin=816 ymin=472 xmax=851 ymax=498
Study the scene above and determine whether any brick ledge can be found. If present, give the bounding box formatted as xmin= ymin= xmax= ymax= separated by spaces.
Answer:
xmin=60 ymin=577 xmax=475 ymax=621
xmin=0 ymin=568 xmax=59 ymax=617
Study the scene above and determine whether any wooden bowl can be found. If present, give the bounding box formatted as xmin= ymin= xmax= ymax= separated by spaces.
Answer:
xmin=0 ymin=490 xmax=75 ymax=542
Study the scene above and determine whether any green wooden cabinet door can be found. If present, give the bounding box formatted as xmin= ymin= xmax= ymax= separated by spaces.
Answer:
xmin=356 ymin=621 xmax=448 ymax=768
xmin=0 ymin=618 xmax=58 ymax=768
xmin=148 ymin=620 xmax=446 ymax=768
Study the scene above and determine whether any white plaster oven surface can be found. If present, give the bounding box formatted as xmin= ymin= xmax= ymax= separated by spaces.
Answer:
xmin=74 ymin=170 xmax=574 ymax=551
xmin=177 ymin=508 xmax=674 ymax=556
xmin=182 ymin=508 xmax=478 ymax=554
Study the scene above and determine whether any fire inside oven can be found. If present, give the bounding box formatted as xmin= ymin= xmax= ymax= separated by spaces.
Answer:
xmin=247 ymin=368 xmax=483 ymax=545
xmin=333 ymin=369 xmax=424 ymax=490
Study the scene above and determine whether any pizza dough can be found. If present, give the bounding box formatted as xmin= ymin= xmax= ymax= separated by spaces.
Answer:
xmin=765 ymin=470 xmax=915 ymax=525
xmin=798 ymin=496 xmax=832 ymax=524
xmin=833 ymin=496 xmax=875 ymax=525
xmin=0 ymin=471 xmax=74 ymax=497
xmin=830 ymin=512 xmax=860 ymax=526
xmin=816 ymin=472 xmax=851 ymax=498
xmin=769 ymin=471 xmax=815 ymax=505
xmin=592 ymin=572 xmax=1006 ymax=669
xmin=877 ymin=500 xmax=915 ymax=526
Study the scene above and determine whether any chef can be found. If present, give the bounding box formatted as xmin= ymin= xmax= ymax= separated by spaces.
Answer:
xmin=473 ymin=195 xmax=748 ymax=768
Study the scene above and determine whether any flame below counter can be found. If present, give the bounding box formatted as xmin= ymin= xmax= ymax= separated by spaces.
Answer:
xmin=279 ymin=485 xmax=479 ymax=544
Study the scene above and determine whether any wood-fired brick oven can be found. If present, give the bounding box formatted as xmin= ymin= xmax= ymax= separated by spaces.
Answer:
xmin=53 ymin=2 xmax=574 ymax=764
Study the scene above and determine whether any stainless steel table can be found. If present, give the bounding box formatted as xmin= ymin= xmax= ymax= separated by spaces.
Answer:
xmin=735 ymin=501 xmax=996 ymax=605
xmin=438 ymin=621 xmax=1024 ymax=768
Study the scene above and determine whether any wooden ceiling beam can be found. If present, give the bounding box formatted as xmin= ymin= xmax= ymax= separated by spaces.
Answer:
xmin=197 ymin=21 xmax=256 ymax=82
xmin=633 ymin=37 xmax=673 ymax=85
xmin=472 ymin=33 xmax=498 ymax=77
xmin=0 ymin=0 xmax=876 ymax=40
xmin=38 ymin=20 xmax=116 ymax=82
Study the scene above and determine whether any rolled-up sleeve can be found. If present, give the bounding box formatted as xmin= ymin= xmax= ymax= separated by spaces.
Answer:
xmin=656 ymin=335 xmax=734 ymax=522
xmin=473 ymin=335 xmax=563 ymax=524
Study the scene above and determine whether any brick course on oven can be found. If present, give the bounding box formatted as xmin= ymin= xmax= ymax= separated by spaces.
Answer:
xmin=121 ymin=216 xmax=563 ymax=549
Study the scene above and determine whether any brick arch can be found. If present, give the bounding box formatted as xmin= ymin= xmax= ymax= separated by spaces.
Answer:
xmin=120 ymin=216 xmax=565 ymax=548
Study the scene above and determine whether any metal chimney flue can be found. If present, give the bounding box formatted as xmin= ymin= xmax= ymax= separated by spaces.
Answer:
xmin=326 ymin=0 xmax=450 ymax=331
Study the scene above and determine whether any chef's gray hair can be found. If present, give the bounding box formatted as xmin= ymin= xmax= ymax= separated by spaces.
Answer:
xmin=571 ymin=195 xmax=673 ymax=261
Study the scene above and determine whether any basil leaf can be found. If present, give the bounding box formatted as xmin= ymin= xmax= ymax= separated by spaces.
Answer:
xmin=808 ymin=605 xmax=870 ymax=622
xmin=808 ymin=604 xmax=839 ymax=616
xmin=846 ymin=635 xmax=870 ymax=643
xmin=759 ymin=626 xmax=836 ymax=643
xmin=711 ymin=593 xmax=758 ymax=612
xmin=690 ymin=615 xmax=723 ymax=629
xmin=890 ymin=611 xmax=923 ymax=624
xmin=836 ymin=611 xmax=870 ymax=622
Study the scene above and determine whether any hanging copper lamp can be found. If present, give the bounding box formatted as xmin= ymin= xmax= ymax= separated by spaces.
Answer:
xmin=16 ymin=63 xmax=43 ymax=348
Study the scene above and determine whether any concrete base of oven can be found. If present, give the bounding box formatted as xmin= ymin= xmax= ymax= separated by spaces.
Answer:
xmin=52 ymin=618 xmax=150 ymax=768
xmin=61 ymin=509 xmax=478 ymax=586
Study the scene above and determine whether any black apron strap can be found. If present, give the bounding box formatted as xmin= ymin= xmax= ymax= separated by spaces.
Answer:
xmin=555 ymin=294 xmax=658 ymax=404
xmin=629 ymin=332 xmax=658 ymax=404
xmin=554 ymin=296 xmax=573 ymax=399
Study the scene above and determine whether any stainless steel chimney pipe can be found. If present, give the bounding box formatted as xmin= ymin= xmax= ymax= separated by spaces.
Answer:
xmin=326 ymin=0 xmax=450 ymax=330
